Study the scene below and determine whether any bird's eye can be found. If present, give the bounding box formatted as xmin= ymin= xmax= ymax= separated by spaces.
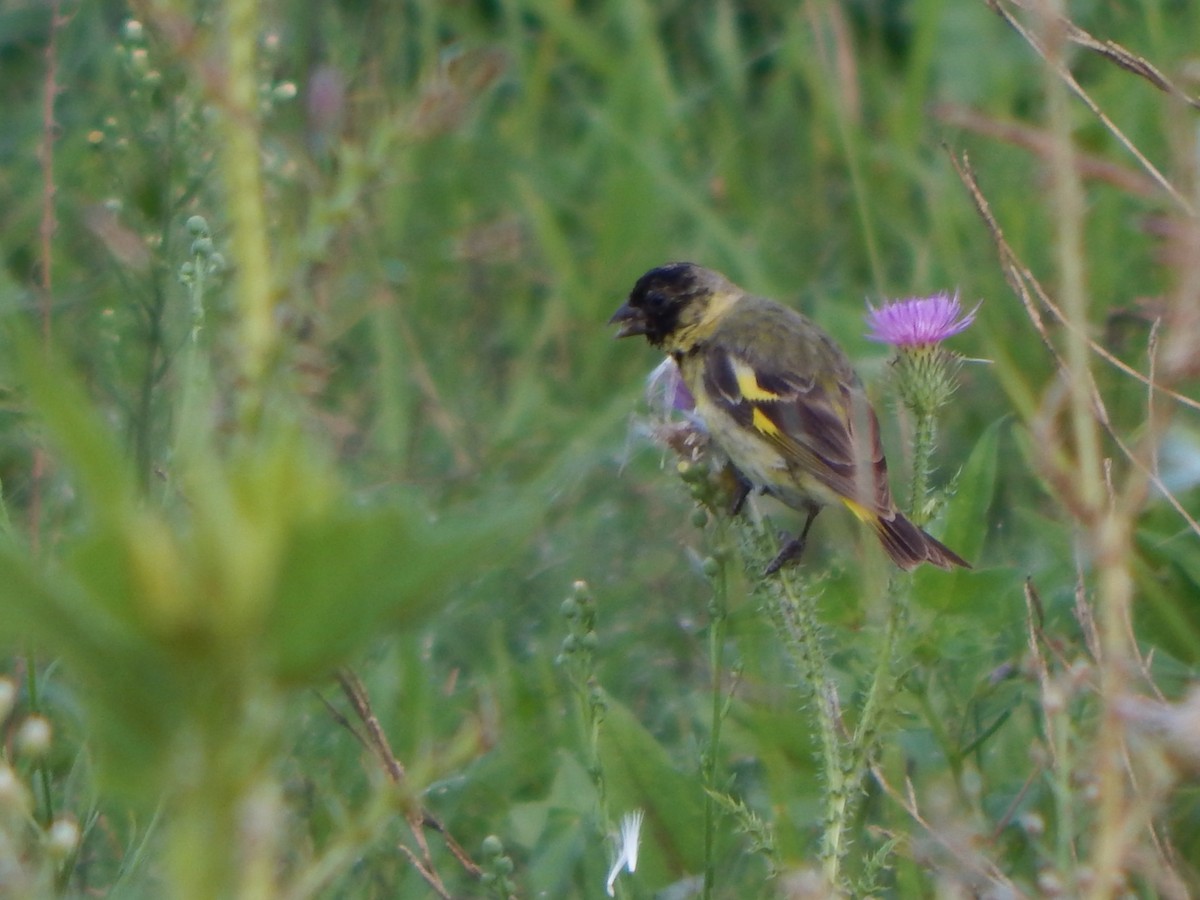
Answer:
xmin=645 ymin=290 xmax=666 ymax=311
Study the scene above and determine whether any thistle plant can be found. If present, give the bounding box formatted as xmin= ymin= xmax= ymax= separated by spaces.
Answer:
xmin=635 ymin=292 xmax=978 ymax=893
xmin=866 ymin=292 xmax=979 ymax=525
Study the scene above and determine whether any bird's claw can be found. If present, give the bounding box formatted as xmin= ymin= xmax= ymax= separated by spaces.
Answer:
xmin=764 ymin=534 xmax=807 ymax=576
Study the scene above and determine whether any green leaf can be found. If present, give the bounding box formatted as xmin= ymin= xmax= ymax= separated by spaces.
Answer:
xmin=11 ymin=327 xmax=138 ymax=523
xmin=1133 ymin=527 xmax=1200 ymax=664
xmin=941 ymin=415 xmax=1002 ymax=563
xmin=916 ymin=416 xmax=1003 ymax=609
xmin=597 ymin=697 xmax=707 ymax=887
xmin=0 ymin=537 xmax=182 ymax=799
xmin=267 ymin=493 xmax=532 ymax=682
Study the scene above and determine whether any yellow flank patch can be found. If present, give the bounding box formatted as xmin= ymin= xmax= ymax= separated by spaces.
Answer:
xmin=841 ymin=497 xmax=875 ymax=523
xmin=751 ymin=407 xmax=781 ymax=438
xmin=731 ymin=357 xmax=782 ymax=402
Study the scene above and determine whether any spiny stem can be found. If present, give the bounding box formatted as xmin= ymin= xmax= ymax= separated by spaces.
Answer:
xmin=702 ymin=521 xmax=731 ymax=900
xmin=909 ymin=409 xmax=937 ymax=527
xmin=765 ymin=560 xmax=845 ymax=888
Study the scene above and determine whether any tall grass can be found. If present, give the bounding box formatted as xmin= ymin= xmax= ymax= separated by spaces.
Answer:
xmin=0 ymin=0 xmax=1198 ymax=896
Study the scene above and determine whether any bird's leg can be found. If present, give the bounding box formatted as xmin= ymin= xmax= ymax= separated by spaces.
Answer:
xmin=724 ymin=465 xmax=754 ymax=516
xmin=763 ymin=503 xmax=821 ymax=576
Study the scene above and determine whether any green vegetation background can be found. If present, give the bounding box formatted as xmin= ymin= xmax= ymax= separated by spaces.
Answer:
xmin=1 ymin=0 xmax=1199 ymax=896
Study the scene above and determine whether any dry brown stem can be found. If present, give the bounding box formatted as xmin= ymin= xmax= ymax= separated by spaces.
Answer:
xmin=334 ymin=668 xmax=484 ymax=898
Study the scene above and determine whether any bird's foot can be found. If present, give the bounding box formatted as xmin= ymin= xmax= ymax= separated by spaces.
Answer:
xmin=764 ymin=534 xmax=807 ymax=576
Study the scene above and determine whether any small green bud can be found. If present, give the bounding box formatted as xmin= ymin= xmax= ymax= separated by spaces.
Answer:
xmin=691 ymin=508 xmax=709 ymax=528
xmin=46 ymin=817 xmax=80 ymax=861
xmin=560 ymin=597 xmax=579 ymax=619
xmin=580 ymin=631 xmax=599 ymax=651
xmin=1019 ymin=812 xmax=1045 ymax=837
xmin=207 ymin=252 xmax=226 ymax=274
xmin=16 ymin=715 xmax=51 ymax=758
xmin=561 ymin=634 xmax=579 ymax=654
xmin=701 ymin=556 xmax=721 ymax=579
xmin=122 ymin=19 xmax=144 ymax=42
xmin=481 ymin=834 xmax=504 ymax=857
xmin=191 ymin=236 xmax=214 ymax=257
xmin=572 ymin=579 xmax=591 ymax=601
xmin=494 ymin=855 xmax=514 ymax=875
xmin=185 ymin=215 xmax=209 ymax=236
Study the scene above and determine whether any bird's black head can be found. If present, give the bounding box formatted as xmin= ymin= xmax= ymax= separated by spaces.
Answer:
xmin=609 ymin=262 xmax=712 ymax=348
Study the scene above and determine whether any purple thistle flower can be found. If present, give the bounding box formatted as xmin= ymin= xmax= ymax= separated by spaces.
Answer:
xmin=865 ymin=292 xmax=978 ymax=348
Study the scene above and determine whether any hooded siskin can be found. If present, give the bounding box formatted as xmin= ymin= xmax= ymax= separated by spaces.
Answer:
xmin=610 ymin=262 xmax=969 ymax=572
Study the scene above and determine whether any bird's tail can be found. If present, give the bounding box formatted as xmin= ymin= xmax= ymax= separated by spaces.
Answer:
xmin=872 ymin=511 xmax=970 ymax=571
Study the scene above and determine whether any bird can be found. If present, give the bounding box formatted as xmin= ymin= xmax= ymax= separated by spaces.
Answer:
xmin=609 ymin=262 xmax=969 ymax=573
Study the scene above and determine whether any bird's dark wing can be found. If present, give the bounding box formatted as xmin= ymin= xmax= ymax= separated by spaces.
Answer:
xmin=701 ymin=343 xmax=893 ymax=515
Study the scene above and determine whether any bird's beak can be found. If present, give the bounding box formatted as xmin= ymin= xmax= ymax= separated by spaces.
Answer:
xmin=609 ymin=303 xmax=647 ymax=338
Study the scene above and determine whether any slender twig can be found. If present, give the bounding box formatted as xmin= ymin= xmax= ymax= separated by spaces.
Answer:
xmin=986 ymin=0 xmax=1195 ymax=216
xmin=333 ymin=669 xmax=485 ymax=893
xmin=871 ymin=765 xmax=1027 ymax=897
xmin=336 ymin=669 xmax=406 ymax=784
xmin=933 ymin=104 xmax=1160 ymax=197
xmin=946 ymin=150 xmax=1200 ymax=541
xmin=313 ymin=688 xmax=370 ymax=751
xmin=945 ymin=150 xmax=1200 ymax=414
xmin=1000 ymin=0 xmax=1200 ymax=110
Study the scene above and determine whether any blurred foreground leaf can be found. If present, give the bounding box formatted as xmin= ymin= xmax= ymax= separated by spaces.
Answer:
xmin=0 ymin=331 xmax=533 ymax=797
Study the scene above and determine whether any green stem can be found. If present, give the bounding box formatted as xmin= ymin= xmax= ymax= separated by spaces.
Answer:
xmin=702 ymin=523 xmax=730 ymax=900
xmin=1049 ymin=687 xmax=1076 ymax=882
xmin=219 ymin=0 xmax=275 ymax=427
xmin=23 ymin=655 xmax=54 ymax=827
xmin=909 ymin=409 xmax=936 ymax=527
xmin=845 ymin=576 xmax=910 ymax=827
xmin=174 ymin=247 xmax=210 ymax=464
xmin=765 ymin=560 xmax=845 ymax=888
